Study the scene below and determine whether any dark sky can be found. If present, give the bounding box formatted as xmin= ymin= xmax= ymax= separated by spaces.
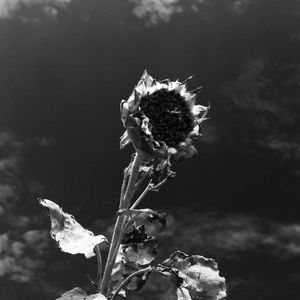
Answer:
xmin=0 ymin=0 xmax=299 ymax=299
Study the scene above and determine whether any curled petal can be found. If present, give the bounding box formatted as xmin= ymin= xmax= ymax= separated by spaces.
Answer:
xmin=40 ymin=199 xmax=107 ymax=258
xmin=192 ymin=104 xmax=209 ymax=117
xmin=138 ymin=70 xmax=154 ymax=88
xmin=120 ymin=100 xmax=130 ymax=126
xmin=120 ymin=131 xmax=131 ymax=149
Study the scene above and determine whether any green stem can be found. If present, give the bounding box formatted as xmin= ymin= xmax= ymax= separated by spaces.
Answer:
xmin=95 ymin=244 xmax=103 ymax=292
xmin=100 ymin=153 xmax=142 ymax=296
xmin=130 ymin=180 xmax=152 ymax=209
xmin=110 ymin=267 xmax=152 ymax=300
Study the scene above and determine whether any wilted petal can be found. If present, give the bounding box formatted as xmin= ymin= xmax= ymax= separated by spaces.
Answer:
xmin=120 ymin=100 xmax=130 ymax=126
xmin=184 ymin=145 xmax=197 ymax=159
xmin=40 ymin=199 xmax=107 ymax=258
xmin=120 ymin=131 xmax=131 ymax=149
xmin=192 ymin=104 xmax=208 ymax=117
xmin=56 ymin=288 xmax=107 ymax=300
xmin=138 ymin=70 xmax=154 ymax=88
xmin=186 ymin=94 xmax=197 ymax=109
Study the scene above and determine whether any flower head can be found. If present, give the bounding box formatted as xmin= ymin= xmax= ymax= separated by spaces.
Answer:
xmin=120 ymin=70 xmax=208 ymax=162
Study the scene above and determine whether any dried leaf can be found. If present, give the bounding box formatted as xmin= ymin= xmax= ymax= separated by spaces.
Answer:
xmin=162 ymin=251 xmax=226 ymax=300
xmin=108 ymin=225 xmax=157 ymax=298
xmin=56 ymin=287 xmax=107 ymax=300
xmin=40 ymin=199 xmax=107 ymax=258
xmin=177 ymin=287 xmax=192 ymax=300
xmin=123 ymin=238 xmax=157 ymax=266
xmin=118 ymin=208 xmax=166 ymax=226
xmin=122 ymin=224 xmax=148 ymax=244
xmin=154 ymin=265 xmax=183 ymax=287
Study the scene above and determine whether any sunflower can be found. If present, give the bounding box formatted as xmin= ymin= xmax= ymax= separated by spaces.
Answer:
xmin=120 ymin=70 xmax=208 ymax=162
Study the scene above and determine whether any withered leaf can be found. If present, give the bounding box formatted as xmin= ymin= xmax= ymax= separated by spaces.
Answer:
xmin=56 ymin=287 xmax=107 ymax=300
xmin=40 ymin=199 xmax=107 ymax=258
xmin=161 ymin=251 xmax=226 ymax=300
xmin=108 ymin=225 xmax=157 ymax=298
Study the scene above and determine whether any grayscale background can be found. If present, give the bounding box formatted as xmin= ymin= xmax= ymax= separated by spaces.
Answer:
xmin=0 ymin=1 xmax=299 ymax=299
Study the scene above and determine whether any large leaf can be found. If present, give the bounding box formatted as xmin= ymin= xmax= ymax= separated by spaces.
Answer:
xmin=108 ymin=225 xmax=157 ymax=298
xmin=161 ymin=251 xmax=226 ymax=300
xmin=40 ymin=199 xmax=107 ymax=258
xmin=56 ymin=287 xmax=107 ymax=300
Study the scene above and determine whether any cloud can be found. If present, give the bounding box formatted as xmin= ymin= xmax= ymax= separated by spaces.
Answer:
xmin=221 ymin=58 xmax=300 ymax=170
xmin=0 ymin=131 xmax=51 ymax=217
xmin=229 ymin=0 xmax=251 ymax=14
xmin=153 ymin=212 xmax=300 ymax=260
xmin=0 ymin=230 xmax=48 ymax=282
xmin=130 ymin=0 xmax=183 ymax=26
xmin=0 ymin=131 xmax=63 ymax=297
xmin=0 ymin=132 xmax=21 ymax=212
xmin=130 ymin=0 xmax=254 ymax=26
xmin=0 ymin=0 xmax=72 ymax=19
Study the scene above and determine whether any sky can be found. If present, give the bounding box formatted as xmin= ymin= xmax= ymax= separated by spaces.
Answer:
xmin=0 ymin=0 xmax=299 ymax=299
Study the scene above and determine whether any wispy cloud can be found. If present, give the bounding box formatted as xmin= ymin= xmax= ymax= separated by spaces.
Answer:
xmin=130 ymin=0 xmax=254 ymax=26
xmin=0 ymin=0 xmax=72 ymax=19
xmin=130 ymin=0 xmax=183 ymax=26
xmin=221 ymin=58 xmax=300 ymax=170
xmin=0 ymin=130 xmax=53 ymax=223
xmin=0 ymin=131 xmax=61 ymax=297
xmin=0 ymin=132 xmax=21 ymax=213
xmin=229 ymin=0 xmax=251 ymax=14
xmin=154 ymin=212 xmax=300 ymax=260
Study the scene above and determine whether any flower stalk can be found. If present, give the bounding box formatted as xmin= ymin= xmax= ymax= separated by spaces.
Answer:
xmin=99 ymin=153 xmax=143 ymax=296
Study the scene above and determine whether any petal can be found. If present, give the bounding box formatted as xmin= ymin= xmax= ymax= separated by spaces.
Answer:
xmin=124 ymin=116 xmax=142 ymax=150
xmin=192 ymin=104 xmax=208 ymax=116
xmin=141 ymin=117 xmax=152 ymax=136
xmin=186 ymin=94 xmax=197 ymax=109
xmin=184 ymin=145 xmax=197 ymax=159
xmin=168 ymin=147 xmax=178 ymax=155
xmin=40 ymin=199 xmax=107 ymax=258
xmin=138 ymin=70 xmax=154 ymax=88
xmin=187 ymin=125 xmax=200 ymax=139
xmin=120 ymin=130 xmax=131 ymax=149
xmin=120 ymin=100 xmax=130 ymax=125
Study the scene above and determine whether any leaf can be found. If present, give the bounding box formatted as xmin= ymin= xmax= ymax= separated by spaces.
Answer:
xmin=118 ymin=208 xmax=167 ymax=227
xmin=177 ymin=287 xmax=192 ymax=300
xmin=108 ymin=225 xmax=157 ymax=298
xmin=56 ymin=287 xmax=107 ymax=300
xmin=155 ymin=264 xmax=183 ymax=287
xmin=40 ymin=199 xmax=107 ymax=258
xmin=123 ymin=238 xmax=157 ymax=266
xmin=122 ymin=224 xmax=148 ymax=244
xmin=162 ymin=251 xmax=227 ymax=300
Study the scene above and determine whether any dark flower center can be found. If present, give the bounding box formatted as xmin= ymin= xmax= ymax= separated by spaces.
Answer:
xmin=139 ymin=89 xmax=194 ymax=147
